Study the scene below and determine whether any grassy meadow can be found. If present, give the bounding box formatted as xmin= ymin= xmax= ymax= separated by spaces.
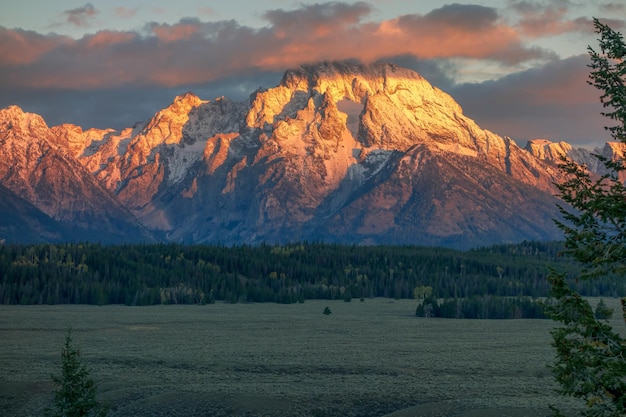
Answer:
xmin=0 ymin=299 xmax=588 ymax=417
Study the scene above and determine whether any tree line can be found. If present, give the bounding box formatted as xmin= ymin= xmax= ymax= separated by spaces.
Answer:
xmin=0 ymin=240 xmax=623 ymax=306
xmin=415 ymin=295 xmax=548 ymax=319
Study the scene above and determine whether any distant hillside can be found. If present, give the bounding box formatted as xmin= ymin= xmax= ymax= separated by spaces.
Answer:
xmin=1 ymin=241 xmax=622 ymax=305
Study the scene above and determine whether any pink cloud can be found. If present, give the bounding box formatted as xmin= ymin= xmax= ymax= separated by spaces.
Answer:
xmin=83 ymin=30 xmax=137 ymax=48
xmin=509 ymin=1 xmax=625 ymax=38
xmin=1 ymin=1 xmax=617 ymax=149
xmin=516 ymin=7 xmax=593 ymax=37
xmin=392 ymin=11 xmax=526 ymax=62
xmin=0 ymin=28 xmax=71 ymax=66
xmin=115 ymin=7 xmax=137 ymax=19
xmin=197 ymin=7 xmax=217 ymax=18
xmin=0 ymin=2 xmax=556 ymax=90
xmin=148 ymin=19 xmax=203 ymax=42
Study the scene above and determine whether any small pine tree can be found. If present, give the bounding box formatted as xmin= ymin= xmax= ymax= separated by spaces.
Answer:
xmin=595 ymin=298 xmax=613 ymax=320
xmin=45 ymin=329 xmax=108 ymax=417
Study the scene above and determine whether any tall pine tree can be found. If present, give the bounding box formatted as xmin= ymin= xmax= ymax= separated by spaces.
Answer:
xmin=546 ymin=18 xmax=626 ymax=417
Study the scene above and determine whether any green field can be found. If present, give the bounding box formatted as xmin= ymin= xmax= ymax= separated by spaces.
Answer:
xmin=0 ymin=299 xmax=586 ymax=417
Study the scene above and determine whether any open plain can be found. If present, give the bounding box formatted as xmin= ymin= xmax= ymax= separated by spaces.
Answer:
xmin=0 ymin=299 xmax=583 ymax=416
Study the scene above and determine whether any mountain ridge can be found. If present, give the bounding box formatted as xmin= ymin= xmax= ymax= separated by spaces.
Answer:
xmin=0 ymin=61 xmax=615 ymax=248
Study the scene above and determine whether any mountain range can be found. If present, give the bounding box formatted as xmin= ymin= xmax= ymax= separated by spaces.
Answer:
xmin=1 ymin=61 xmax=623 ymax=248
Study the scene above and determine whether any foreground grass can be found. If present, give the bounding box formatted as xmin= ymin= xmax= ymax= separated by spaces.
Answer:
xmin=0 ymin=299 xmax=591 ymax=417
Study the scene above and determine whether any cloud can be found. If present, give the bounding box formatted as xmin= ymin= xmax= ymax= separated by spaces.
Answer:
xmin=263 ymin=1 xmax=372 ymax=38
xmin=0 ymin=1 xmax=613 ymax=147
xmin=508 ymin=0 xmax=625 ymax=37
xmin=450 ymin=55 xmax=610 ymax=147
xmin=379 ymin=55 xmax=458 ymax=90
xmin=0 ymin=53 xmax=611 ymax=150
xmin=0 ymin=27 xmax=71 ymax=66
xmin=64 ymin=3 xmax=98 ymax=27
xmin=0 ymin=70 xmax=284 ymax=130
xmin=392 ymin=4 xmax=555 ymax=65
xmin=146 ymin=18 xmax=205 ymax=42
xmin=513 ymin=1 xmax=593 ymax=37
xmin=115 ymin=7 xmax=137 ymax=19
xmin=197 ymin=7 xmax=217 ymax=18
xmin=595 ymin=17 xmax=626 ymax=30
xmin=421 ymin=3 xmax=500 ymax=30
xmin=600 ymin=3 xmax=626 ymax=13
xmin=0 ymin=2 xmax=554 ymax=91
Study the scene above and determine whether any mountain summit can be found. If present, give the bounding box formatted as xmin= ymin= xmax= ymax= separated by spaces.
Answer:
xmin=0 ymin=61 xmax=606 ymax=247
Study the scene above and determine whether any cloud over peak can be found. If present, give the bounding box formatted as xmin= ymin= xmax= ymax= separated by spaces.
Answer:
xmin=0 ymin=2 xmax=562 ymax=91
xmin=1 ymin=1 xmax=623 ymax=147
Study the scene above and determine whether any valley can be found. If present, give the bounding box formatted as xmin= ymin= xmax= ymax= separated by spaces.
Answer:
xmin=0 ymin=299 xmax=590 ymax=417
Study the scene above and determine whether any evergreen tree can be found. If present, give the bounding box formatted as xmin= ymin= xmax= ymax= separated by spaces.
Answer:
xmin=546 ymin=18 xmax=626 ymax=416
xmin=595 ymin=298 xmax=613 ymax=320
xmin=45 ymin=330 xmax=108 ymax=417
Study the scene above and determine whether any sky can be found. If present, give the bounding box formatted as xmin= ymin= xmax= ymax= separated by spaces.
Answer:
xmin=1 ymin=1 xmax=625 ymax=149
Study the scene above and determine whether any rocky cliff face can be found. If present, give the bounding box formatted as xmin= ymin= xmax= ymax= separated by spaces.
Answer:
xmin=0 ymin=61 xmax=606 ymax=248
xmin=526 ymin=138 xmax=626 ymax=182
xmin=0 ymin=106 xmax=150 ymax=242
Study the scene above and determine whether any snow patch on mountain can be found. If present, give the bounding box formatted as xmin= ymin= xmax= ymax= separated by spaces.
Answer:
xmin=166 ymin=139 xmax=208 ymax=185
xmin=347 ymin=149 xmax=396 ymax=183
xmin=185 ymin=97 xmax=247 ymax=141
xmin=525 ymin=138 xmax=607 ymax=172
